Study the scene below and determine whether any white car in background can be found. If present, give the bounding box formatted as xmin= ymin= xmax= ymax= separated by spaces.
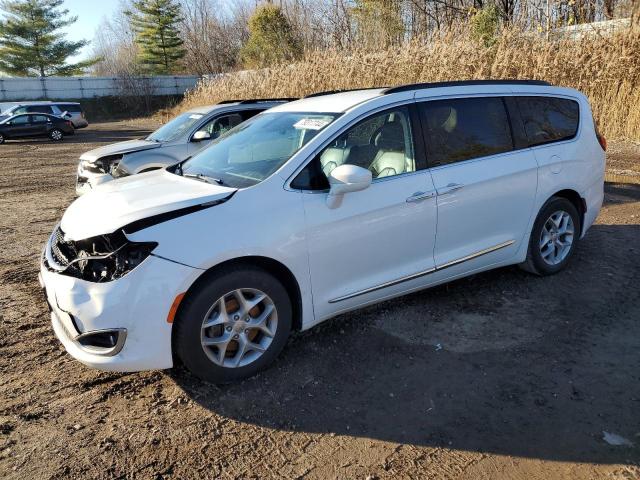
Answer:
xmin=75 ymin=99 xmax=292 ymax=195
xmin=40 ymin=80 xmax=605 ymax=383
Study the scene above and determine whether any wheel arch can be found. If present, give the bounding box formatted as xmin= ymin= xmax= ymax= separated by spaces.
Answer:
xmin=548 ymin=188 xmax=585 ymax=235
xmin=174 ymin=256 xmax=303 ymax=334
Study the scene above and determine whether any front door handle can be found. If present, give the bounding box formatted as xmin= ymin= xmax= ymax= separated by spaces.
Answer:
xmin=437 ymin=183 xmax=464 ymax=195
xmin=406 ymin=191 xmax=436 ymax=203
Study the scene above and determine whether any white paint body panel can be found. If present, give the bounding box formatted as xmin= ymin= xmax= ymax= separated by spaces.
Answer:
xmin=429 ymin=149 xmax=538 ymax=267
xmin=62 ymin=169 xmax=235 ymax=240
xmin=40 ymin=84 xmax=604 ymax=372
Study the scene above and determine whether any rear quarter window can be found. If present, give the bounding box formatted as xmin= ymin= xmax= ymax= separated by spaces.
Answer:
xmin=57 ymin=104 xmax=82 ymax=113
xmin=516 ymin=96 xmax=579 ymax=147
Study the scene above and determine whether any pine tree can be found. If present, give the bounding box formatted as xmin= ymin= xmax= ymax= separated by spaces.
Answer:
xmin=0 ymin=0 xmax=95 ymax=77
xmin=240 ymin=4 xmax=302 ymax=69
xmin=126 ymin=0 xmax=185 ymax=74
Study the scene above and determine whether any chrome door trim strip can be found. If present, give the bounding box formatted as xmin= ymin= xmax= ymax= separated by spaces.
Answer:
xmin=437 ymin=240 xmax=515 ymax=269
xmin=328 ymin=240 xmax=515 ymax=303
xmin=328 ymin=266 xmax=437 ymax=303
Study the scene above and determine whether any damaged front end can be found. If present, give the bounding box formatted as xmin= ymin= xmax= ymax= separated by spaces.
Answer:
xmin=80 ymin=154 xmax=123 ymax=176
xmin=44 ymin=225 xmax=157 ymax=282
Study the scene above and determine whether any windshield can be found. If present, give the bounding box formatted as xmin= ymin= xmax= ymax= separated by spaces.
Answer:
xmin=147 ymin=112 xmax=206 ymax=143
xmin=181 ymin=112 xmax=338 ymax=188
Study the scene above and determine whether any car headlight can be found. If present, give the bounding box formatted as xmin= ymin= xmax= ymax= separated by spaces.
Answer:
xmin=79 ymin=155 xmax=123 ymax=175
xmin=46 ymin=226 xmax=157 ymax=282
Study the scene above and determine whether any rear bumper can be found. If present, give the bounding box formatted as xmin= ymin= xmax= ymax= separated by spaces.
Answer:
xmin=581 ymin=170 xmax=605 ymax=238
xmin=72 ymin=119 xmax=89 ymax=129
xmin=39 ymin=254 xmax=201 ymax=372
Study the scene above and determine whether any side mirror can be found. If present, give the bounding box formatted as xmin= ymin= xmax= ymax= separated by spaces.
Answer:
xmin=192 ymin=131 xmax=211 ymax=142
xmin=326 ymin=164 xmax=372 ymax=209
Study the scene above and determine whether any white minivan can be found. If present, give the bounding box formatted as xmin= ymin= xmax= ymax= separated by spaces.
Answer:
xmin=39 ymin=81 xmax=606 ymax=383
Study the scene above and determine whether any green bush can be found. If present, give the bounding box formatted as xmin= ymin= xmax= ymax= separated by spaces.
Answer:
xmin=471 ymin=6 xmax=500 ymax=47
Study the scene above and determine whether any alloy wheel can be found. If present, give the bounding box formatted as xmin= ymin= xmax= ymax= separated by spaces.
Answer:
xmin=51 ymin=130 xmax=63 ymax=141
xmin=200 ymin=288 xmax=278 ymax=368
xmin=539 ymin=210 xmax=574 ymax=265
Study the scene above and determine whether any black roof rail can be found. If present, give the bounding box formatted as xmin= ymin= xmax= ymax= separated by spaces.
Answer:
xmin=304 ymin=87 xmax=387 ymax=98
xmin=240 ymin=97 xmax=297 ymax=103
xmin=383 ymin=79 xmax=551 ymax=95
xmin=217 ymin=98 xmax=297 ymax=105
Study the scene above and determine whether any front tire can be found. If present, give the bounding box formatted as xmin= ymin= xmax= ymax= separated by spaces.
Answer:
xmin=49 ymin=129 xmax=64 ymax=141
xmin=520 ymin=196 xmax=580 ymax=275
xmin=174 ymin=266 xmax=292 ymax=383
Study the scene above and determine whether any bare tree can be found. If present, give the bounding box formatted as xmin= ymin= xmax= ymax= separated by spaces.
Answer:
xmin=180 ymin=0 xmax=247 ymax=74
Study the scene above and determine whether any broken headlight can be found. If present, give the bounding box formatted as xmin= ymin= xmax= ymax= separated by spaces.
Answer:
xmin=80 ymin=154 xmax=123 ymax=175
xmin=47 ymin=227 xmax=157 ymax=282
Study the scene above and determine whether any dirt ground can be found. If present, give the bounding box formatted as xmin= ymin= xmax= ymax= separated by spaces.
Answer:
xmin=1 ymin=122 xmax=639 ymax=480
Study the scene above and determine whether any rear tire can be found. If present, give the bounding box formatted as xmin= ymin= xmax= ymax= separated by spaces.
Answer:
xmin=520 ymin=196 xmax=580 ymax=276
xmin=0 ymin=133 xmax=4 ymax=144
xmin=49 ymin=129 xmax=63 ymax=141
xmin=174 ymin=266 xmax=292 ymax=383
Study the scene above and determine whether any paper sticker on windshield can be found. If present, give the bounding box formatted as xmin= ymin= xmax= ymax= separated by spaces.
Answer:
xmin=293 ymin=118 xmax=330 ymax=130
xmin=189 ymin=114 xmax=203 ymax=119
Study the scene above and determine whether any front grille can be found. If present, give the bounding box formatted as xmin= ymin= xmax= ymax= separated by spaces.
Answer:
xmin=48 ymin=227 xmax=80 ymax=274
xmin=50 ymin=227 xmax=70 ymax=266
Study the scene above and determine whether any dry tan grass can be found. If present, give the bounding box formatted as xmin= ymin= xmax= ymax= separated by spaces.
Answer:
xmin=175 ymin=27 xmax=640 ymax=140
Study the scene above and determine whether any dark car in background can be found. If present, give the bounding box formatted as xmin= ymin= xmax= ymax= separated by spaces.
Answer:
xmin=0 ymin=102 xmax=88 ymax=129
xmin=0 ymin=113 xmax=75 ymax=144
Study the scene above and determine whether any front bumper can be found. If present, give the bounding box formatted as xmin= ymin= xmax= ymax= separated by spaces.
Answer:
xmin=40 ymin=254 xmax=201 ymax=372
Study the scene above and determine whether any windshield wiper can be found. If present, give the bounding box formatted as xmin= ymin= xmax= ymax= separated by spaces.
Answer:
xmin=183 ymin=173 xmax=224 ymax=185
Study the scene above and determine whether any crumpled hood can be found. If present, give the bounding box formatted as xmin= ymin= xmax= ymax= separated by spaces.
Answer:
xmin=79 ymin=139 xmax=161 ymax=162
xmin=61 ymin=170 xmax=236 ymax=240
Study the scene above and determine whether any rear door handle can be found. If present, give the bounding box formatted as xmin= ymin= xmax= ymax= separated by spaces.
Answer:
xmin=437 ymin=183 xmax=464 ymax=195
xmin=406 ymin=191 xmax=436 ymax=203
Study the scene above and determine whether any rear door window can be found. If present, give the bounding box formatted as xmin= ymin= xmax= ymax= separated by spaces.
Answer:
xmin=32 ymin=115 xmax=50 ymax=123
xmin=515 ymin=96 xmax=579 ymax=147
xmin=419 ymin=97 xmax=513 ymax=167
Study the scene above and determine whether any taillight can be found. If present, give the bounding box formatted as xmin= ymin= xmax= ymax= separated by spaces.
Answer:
xmin=66 ymin=121 xmax=73 ymax=127
xmin=593 ymin=114 xmax=606 ymax=151
xmin=596 ymin=132 xmax=607 ymax=151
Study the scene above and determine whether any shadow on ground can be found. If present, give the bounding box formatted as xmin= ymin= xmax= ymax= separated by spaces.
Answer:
xmin=172 ymin=184 xmax=640 ymax=466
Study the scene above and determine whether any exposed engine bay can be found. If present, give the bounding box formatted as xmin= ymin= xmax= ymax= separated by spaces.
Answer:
xmin=46 ymin=226 xmax=156 ymax=282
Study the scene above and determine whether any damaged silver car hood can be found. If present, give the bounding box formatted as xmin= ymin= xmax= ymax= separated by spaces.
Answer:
xmin=61 ymin=169 xmax=236 ymax=240
xmin=79 ymin=139 xmax=161 ymax=162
